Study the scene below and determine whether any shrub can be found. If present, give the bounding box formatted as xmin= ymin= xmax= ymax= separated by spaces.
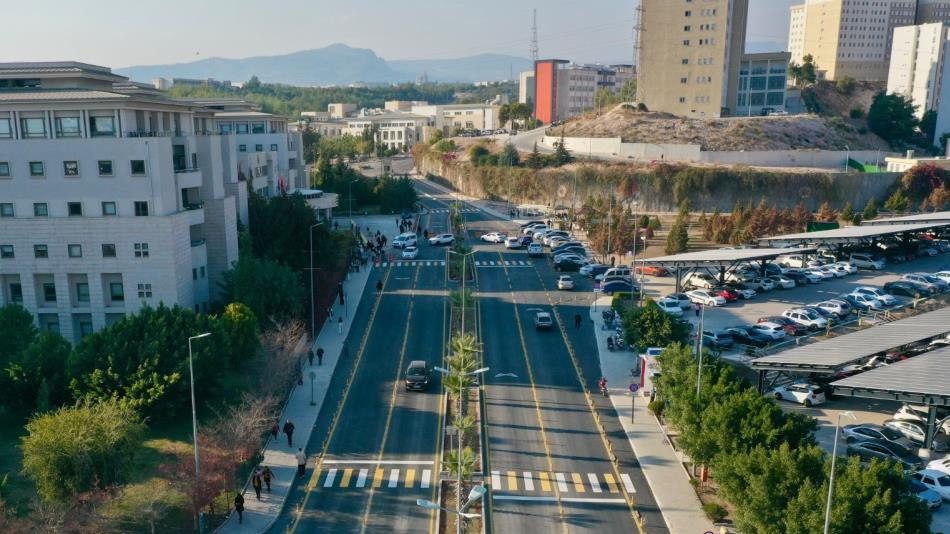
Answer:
xmin=703 ymin=502 xmax=728 ymax=523
xmin=849 ymin=108 xmax=865 ymax=119
xmin=836 ymin=76 xmax=856 ymax=95
xmin=648 ymin=400 xmax=665 ymax=416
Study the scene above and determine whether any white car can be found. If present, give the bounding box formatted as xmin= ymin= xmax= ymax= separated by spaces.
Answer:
xmin=656 ymin=299 xmax=684 ymax=316
xmin=685 ymin=290 xmax=727 ymax=307
xmin=480 ymin=232 xmax=506 ymax=243
xmin=785 ymin=268 xmax=822 ymax=284
xmin=746 ymin=277 xmax=776 ymax=291
xmin=557 ymin=275 xmax=574 ymax=290
xmin=850 ymin=253 xmax=885 ymax=270
xmin=894 ymin=405 xmax=950 ymax=434
xmin=523 ymin=224 xmax=548 ymax=236
xmin=429 ymin=233 xmax=455 ymax=246
xmin=392 ymin=233 xmax=417 ymax=249
xmin=912 ymin=470 xmax=950 ymax=501
xmin=686 ymin=273 xmax=718 ymax=289
xmin=727 ymin=285 xmax=757 ymax=299
xmin=401 ymin=246 xmax=419 ymax=259
xmin=751 ymin=322 xmax=787 ymax=340
xmin=813 ymin=300 xmax=851 ymax=318
xmin=806 ymin=267 xmax=835 ymax=281
xmin=818 ymin=265 xmax=847 ymax=278
xmin=833 ymin=261 xmax=858 ymax=275
xmin=928 ymin=457 xmax=950 ymax=477
xmin=852 ymin=286 xmax=897 ymax=306
xmin=768 ymin=275 xmax=796 ymax=289
xmin=933 ymin=271 xmax=950 ymax=284
xmin=782 ymin=308 xmax=828 ymax=330
xmin=884 ymin=419 xmax=950 ymax=452
xmin=505 ymin=237 xmax=522 ymax=249
xmin=771 ymin=383 xmax=826 ymax=407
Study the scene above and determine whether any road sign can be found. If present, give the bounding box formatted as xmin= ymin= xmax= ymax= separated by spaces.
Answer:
xmin=628 ymin=383 xmax=639 ymax=393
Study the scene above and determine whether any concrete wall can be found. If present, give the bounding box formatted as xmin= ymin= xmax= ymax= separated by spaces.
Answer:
xmin=700 ymin=149 xmax=886 ymax=168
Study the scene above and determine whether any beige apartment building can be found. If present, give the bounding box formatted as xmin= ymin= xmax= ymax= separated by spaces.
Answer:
xmin=787 ymin=0 xmax=950 ymax=82
xmin=639 ymin=0 xmax=749 ymax=118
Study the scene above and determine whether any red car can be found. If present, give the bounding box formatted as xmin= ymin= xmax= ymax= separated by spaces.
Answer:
xmin=712 ymin=287 xmax=740 ymax=302
xmin=757 ymin=316 xmax=807 ymax=336
xmin=636 ymin=265 xmax=668 ymax=276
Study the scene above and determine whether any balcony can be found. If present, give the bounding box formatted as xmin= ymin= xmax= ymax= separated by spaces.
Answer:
xmin=177 ymin=206 xmax=205 ymax=226
xmin=176 ymin=167 xmax=203 ymax=189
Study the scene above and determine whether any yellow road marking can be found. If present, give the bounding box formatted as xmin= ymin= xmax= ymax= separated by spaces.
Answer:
xmin=372 ymin=468 xmax=385 ymax=488
xmin=308 ymin=469 xmax=321 ymax=490
xmin=572 ymin=473 xmax=586 ymax=493
xmin=507 ymin=471 xmax=518 ymax=491
xmin=603 ymin=474 xmax=619 ymax=493
xmin=405 ymin=468 xmax=416 ymax=488
xmin=539 ymin=471 xmax=552 ymax=492
xmin=340 ymin=468 xmax=354 ymax=488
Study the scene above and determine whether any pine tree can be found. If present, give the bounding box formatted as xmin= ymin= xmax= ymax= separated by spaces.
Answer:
xmin=884 ymin=190 xmax=909 ymax=212
xmin=862 ymin=197 xmax=879 ymax=220
xmin=526 ymin=142 xmax=544 ymax=169
xmin=839 ymin=202 xmax=855 ymax=225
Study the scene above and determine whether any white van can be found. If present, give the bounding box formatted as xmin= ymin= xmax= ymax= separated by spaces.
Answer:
xmin=849 ymin=253 xmax=885 ymax=270
xmin=602 ymin=267 xmax=632 ymax=280
xmin=392 ymin=233 xmax=417 ymax=249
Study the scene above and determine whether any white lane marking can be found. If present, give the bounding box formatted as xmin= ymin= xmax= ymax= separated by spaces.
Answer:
xmin=491 ymin=471 xmax=502 ymax=488
xmin=320 ymin=460 xmax=435 ymax=465
xmin=440 ymin=261 xmax=446 ymax=266
xmin=475 ymin=261 xmax=482 ymax=266
xmin=555 ymin=473 xmax=569 ymax=492
xmin=492 ymin=495 xmax=627 ymax=504
xmin=356 ymin=468 xmax=369 ymax=487
xmin=587 ymin=473 xmax=603 ymax=493
xmin=522 ymin=472 xmax=535 ymax=491
xmin=323 ymin=468 xmax=338 ymax=488
xmin=421 ymin=469 xmax=432 ymax=489
xmin=620 ymin=474 xmax=636 ymax=493
xmin=388 ymin=469 xmax=400 ymax=488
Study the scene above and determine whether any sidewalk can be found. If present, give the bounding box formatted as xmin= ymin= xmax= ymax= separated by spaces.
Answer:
xmin=589 ymin=296 xmax=717 ymax=534
xmin=214 ymin=219 xmax=393 ymax=534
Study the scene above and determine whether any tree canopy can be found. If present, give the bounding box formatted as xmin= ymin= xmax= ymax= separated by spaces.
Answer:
xmin=621 ymin=299 xmax=691 ymax=349
xmin=867 ymin=91 xmax=918 ymax=145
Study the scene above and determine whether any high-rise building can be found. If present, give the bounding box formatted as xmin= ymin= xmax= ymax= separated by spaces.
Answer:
xmin=0 ymin=62 xmax=304 ymax=342
xmin=532 ymin=62 xmax=637 ymax=124
xmin=736 ymin=52 xmax=792 ymax=116
xmin=786 ymin=0 xmax=950 ymax=82
xmin=519 ymin=71 xmax=536 ymax=107
xmin=887 ymin=22 xmax=950 ymax=118
xmin=638 ymin=0 xmax=749 ymax=118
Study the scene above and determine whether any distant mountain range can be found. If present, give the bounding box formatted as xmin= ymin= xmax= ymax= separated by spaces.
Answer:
xmin=116 ymin=43 xmax=534 ymax=86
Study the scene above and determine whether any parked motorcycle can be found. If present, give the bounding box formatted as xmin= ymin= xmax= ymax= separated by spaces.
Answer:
xmin=607 ymin=336 xmax=615 ymax=351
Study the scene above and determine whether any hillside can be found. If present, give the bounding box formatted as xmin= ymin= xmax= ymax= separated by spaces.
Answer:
xmin=550 ymin=104 xmax=891 ymax=151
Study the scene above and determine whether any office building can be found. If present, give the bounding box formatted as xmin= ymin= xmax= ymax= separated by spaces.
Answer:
xmin=0 ymin=62 xmax=303 ymax=342
xmin=342 ymin=112 xmax=429 ymax=151
xmin=786 ymin=0 xmax=950 ymax=82
xmin=887 ymin=22 xmax=950 ymax=118
xmin=411 ymin=103 xmax=500 ymax=134
xmin=519 ymin=71 xmax=536 ymax=107
xmin=736 ymin=52 xmax=792 ymax=116
xmin=384 ymin=100 xmax=428 ymax=112
xmin=638 ymin=0 xmax=749 ymax=118
xmin=532 ymin=62 xmax=638 ymax=123
xmin=328 ymin=103 xmax=357 ymax=119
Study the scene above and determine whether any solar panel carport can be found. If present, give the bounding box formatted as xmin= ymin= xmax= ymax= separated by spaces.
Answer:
xmin=861 ymin=210 xmax=950 ymax=226
xmin=637 ymin=247 xmax=815 ymax=291
xmin=755 ymin=223 xmax=950 ymax=247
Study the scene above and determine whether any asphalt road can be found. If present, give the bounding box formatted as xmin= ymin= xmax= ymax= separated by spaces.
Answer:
xmin=414 ymin=179 xmax=668 ymax=534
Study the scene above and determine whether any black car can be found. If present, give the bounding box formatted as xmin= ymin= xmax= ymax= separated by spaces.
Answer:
xmin=783 ymin=271 xmax=811 ymax=285
xmin=846 ymin=438 xmax=922 ymax=470
xmin=554 ymin=246 xmax=588 ymax=258
xmin=520 ymin=220 xmax=545 ymax=229
xmin=582 ymin=264 xmax=610 ymax=278
xmin=554 ymin=257 xmax=585 ymax=272
xmin=405 ymin=360 xmax=430 ymax=391
xmin=725 ymin=326 xmax=772 ymax=347
xmin=883 ymin=280 xmax=928 ymax=298
xmin=551 ymin=242 xmax=584 ymax=254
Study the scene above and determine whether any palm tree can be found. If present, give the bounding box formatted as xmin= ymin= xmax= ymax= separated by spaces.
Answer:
xmin=450 ymin=289 xmax=475 ymax=309
xmin=443 ymin=446 xmax=478 ymax=480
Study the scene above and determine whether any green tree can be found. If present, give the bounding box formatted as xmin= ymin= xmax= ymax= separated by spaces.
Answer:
xmin=551 ymin=137 xmax=573 ymax=166
xmin=648 ymin=216 xmax=662 ymax=231
xmin=218 ymin=302 xmax=260 ymax=367
xmin=883 ymin=189 xmax=910 ymax=212
xmin=0 ymin=304 xmax=37 ymax=366
xmin=920 ymin=109 xmax=938 ymax=144
xmin=428 ymin=128 xmax=444 ymax=146
xmin=21 ymin=401 xmax=145 ymax=502
xmin=862 ymin=197 xmax=879 ymax=220
xmin=247 ymin=190 xmax=319 ymax=272
xmin=526 ymin=142 xmax=545 ymax=169
xmin=221 ymin=246 xmax=305 ymax=329
xmin=500 ymin=142 xmax=520 ymax=166
xmin=867 ymin=91 xmax=918 ymax=145
xmin=376 ymin=174 xmax=419 ymax=213
xmin=665 ymin=220 xmax=689 ymax=254
xmin=835 ymin=76 xmax=856 ymax=95
xmin=621 ymin=299 xmax=690 ymax=349
xmin=788 ymin=54 xmax=817 ymax=88
xmin=4 ymin=331 xmax=72 ymax=412
xmin=243 ymin=75 xmax=261 ymax=90
xmin=839 ymin=202 xmax=855 ymax=224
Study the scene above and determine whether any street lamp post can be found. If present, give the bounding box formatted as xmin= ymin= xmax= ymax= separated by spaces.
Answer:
xmin=187 ymin=332 xmax=211 ymax=533
xmin=695 ymin=304 xmax=705 ymax=397
xmin=308 ymin=222 xmax=325 ymax=340
xmin=824 ymin=411 xmax=857 ymax=534
xmin=844 ymin=145 xmax=850 ymax=173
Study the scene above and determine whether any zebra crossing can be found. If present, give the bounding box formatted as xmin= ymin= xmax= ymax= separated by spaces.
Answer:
xmin=373 ymin=260 xmax=534 ymax=268
xmin=311 ymin=466 xmax=434 ymax=491
xmin=427 ymin=208 xmax=479 ymax=213
xmin=473 ymin=260 xmax=532 ymax=268
xmin=489 ymin=470 xmax=637 ymax=495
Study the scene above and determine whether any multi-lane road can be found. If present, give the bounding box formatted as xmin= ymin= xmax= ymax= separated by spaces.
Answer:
xmin=271 ymin=179 xmax=668 ymax=534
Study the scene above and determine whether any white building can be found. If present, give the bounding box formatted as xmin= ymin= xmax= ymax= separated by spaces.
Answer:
xmin=411 ymin=103 xmax=500 ymax=135
xmin=788 ymin=4 xmax=807 ymax=64
xmin=0 ymin=62 xmax=303 ymax=342
xmin=342 ymin=113 xmax=429 ymax=151
xmin=887 ymin=22 xmax=950 ymax=118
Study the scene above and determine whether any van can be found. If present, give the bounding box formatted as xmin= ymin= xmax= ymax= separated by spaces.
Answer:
xmin=850 ymin=253 xmax=885 ymax=270
xmin=602 ymin=267 xmax=632 ymax=280
xmin=392 ymin=233 xmax=417 ymax=249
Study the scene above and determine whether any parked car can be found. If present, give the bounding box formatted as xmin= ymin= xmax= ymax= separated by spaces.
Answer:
xmin=746 ymin=277 xmax=777 ymax=291
xmin=393 ymin=233 xmax=418 ymax=249
xmin=751 ymin=322 xmax=787 ymax=341
xmin=685 ymin=272 xmax=718 ymax=289
xmin=726 ymin=326 xmax=773 ymax=347
xmin=910 ymin=479 xmax=944 ymax=509
xmin=782 ymin=308 xmax=828 ymax=330
xmin=580 ymin=263 xmax=610 ymax=278
xmin=846 ymin=439 xmax=922 ymax=470
xmin=505 ymin=237 xmax=522 ymax=249
xmin=883 ymin=280 xmax=930 ymax=298
xmin=602 ymin=280 xmax=637 ymax=295
xmin=602 ymin=267 xmax=632 ymax=280
xmin=520 ymin=220 xmax=545 ymax=230
xmin=553 ymin=256 xmax=587 ymax=272
xmin=656 ymin=299 xmax=684 ymax=316
xmin=534 ymin=312 xmax=553 ymax=330
xmin=883 ymin=419 xmax=949 ymax=452
xmin=894 ymin=405 xmax=950 ymax=434
xmin=813 ymin=300 xmax=852 ymax=318
xmin=523 ymin=224 xmax=548 ymax=236
xmin=928 ymin=457 xmax=950 ymax=477
xmin=833 ymin=261 xmax=859 ymax=274
xmin=551 ymin=241 xmax=583 ymax=254
xmin=842 ymin=423 xmax=915 ymax=450
xmin=702 ymin=330 xmax=734 ymax=349
xmin=711 ymin=286 xmax=741 ymax=302
xmin=404 ymin=360 xmax=431 ymax=391
xmin=685 ymin=290 xmax=727 ymax=307
xmin=635 ymin=265 xmax=669 ymax=276
xmin=757 ymin=316 xmax=807 ymax=336
xmin=768 ymin=275 xmax=796 ymax=289
xmin=805 ymin=267 xmax=835 ymax=281
xmin=724 ymin=282 xmax=757 ymax=299
xmin=905 ymin=272 xmax=950 ymax=292
xmin=527 ymin=243 xmax=544 ymax=257
xmin=837 ymin=293 xmax=880 ymax=312
xmin=783 ymin=268 xmax=822 ymax=284
xmin=932 ymin=271 xmax=950 ymax=284
xmin=401 ymin=246 xmax=419 ymax=259
xmin=429 ymin=233 xmax=455 ymax=246
xmin=850 ymin=253 xmax=885 ymax=270
xmin=771 ymin=383 xmax=826 ymax=406
xmin=520 ymin=236 xmax=533 ymax=247
xmin=664 ymin=293 xmax=693 ymax=310
xmin=912 ymin=470 xmax=950 ymax=501
xmin=480 ymin=231 xmax=506 ymax=243
xmin=846 ymin=292 xmax=886 ymax=311
xmin=555 ymin=246 xmax=588 ymax=258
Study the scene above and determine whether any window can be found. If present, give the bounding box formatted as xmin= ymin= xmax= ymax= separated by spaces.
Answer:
xmin=89 ymin=116 xmax=115 ymax=137
xmin=137 ymin=283 xmax=153 ymax=298
xmin=130 ymin=160 xmax=146 ymax=175
xmin=63 ymin=161 xmax=79 ymax=177
xmin=9 ymin=283 xmax=22 ymax=303
xmin=252 ymin=122 xmax=266 ymax=134
xmin=98 ymin=160 xmax=113 ymax=176
xmin=76 ymin=282 xmax=90 ymax=303
xmin=101 ymin=243 xmax=116 ymax=258
xmin=679 ymin=97 xmax=687 ymax=103
xmin=270 ymin=143 xmax=278 ymax=151
xmin=20 ymin=117 xmax=47 ymax=138
xmin=67 ymin=202 xmax=83 ymax=216
xmin=255 ymin=144 xmax=263 ymax=152
xmin=134 ymin=242 xmax=149 ymax=258
xmin=684 ymin=25 xmax=691 ymax=31
xmin=0 ymin=245 xmax=13 ymax=258
xmin=681 ymin=58 xmax=689 ymax=64
xmin=236 ymin=123 xmax=249 ymax=134
xmin=101 ymin=201 xmax=117 ymax=216
xmin=239 ymin=144 xmax=247 ymax=152
xmin=68 ymin=244 xmax=82 ymax=258
xmin=110 ymin=282 xmax=124 ymax=301
xmin=0 ymin=203 xmax=12 ymax=217
xmin=684 ymin=10 xmax=692 ymax=16
xmin=192 ymin=268 xmax=198 ymax=281
xmin=683 ymin=39 xmax=690 ymax=46
xmin=680 ymin=77 xmax=688 ymax=84
xmin=134 ymin=201 xmax=149 ymax=216
xmin=42 ymin=283 xmax=56 ymax=302
xmin=29 ymin=161 xmax=45 ymax=177
xmin=33 ymin=203 xmax=48 ymax=216
xmin=55 ymin=117 xmax=81 ymax=137
xmin=0 ymin=162 xmax=8 ymax=177
xmin=34 ymin=244 xmax=48 ymax=258
xmin=200 ymin=266 xmax=205 ymax=278
xmin=0 ymin=119 xmax=10 ymax=138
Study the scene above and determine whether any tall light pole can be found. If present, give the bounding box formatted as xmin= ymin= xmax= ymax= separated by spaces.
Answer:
xmin=843 ymin=145 xmax=850 ymax=173
xmin=309 ymin=222 xmax=325 ymax=340
xmin=824 ymin=411 xmax=857 ymax=534
xmin=695 ymin=303 xmax=705 ymax=397
xmin=630 ymin=200 xmax=639 ymax=299
xmin=188 ymin=332 xmax=211 ymax=533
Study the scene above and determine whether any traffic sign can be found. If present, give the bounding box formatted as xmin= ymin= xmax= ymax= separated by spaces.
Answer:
xmin=628 ymin=383 xmax=639 ymax=393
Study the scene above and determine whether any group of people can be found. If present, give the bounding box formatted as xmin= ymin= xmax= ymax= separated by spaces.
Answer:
xmin=398 ymin=217 xmax=415 ymax=234
xmin=234 ymin=418 xmax=309 ymax=523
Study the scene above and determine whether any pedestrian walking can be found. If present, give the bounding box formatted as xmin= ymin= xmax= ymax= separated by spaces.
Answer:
xmin=337 ymin=316 xmax=344 ymax=334
xmin=251 ymin=470 xmax=263 ymax=500
xmin=234 ymin=493 xmax=245 ymax=524
xmin=574 ymin=313 xmax=582 ymax=330
xmin=327 ymin=305 xmax=334 ymax=318
xmin=262 ymin=466 xmax=275 ymax=492
xmin=283 ymin=420 xmax=295 ymax=447
xmin=308 ymin=349 xmax=314 ymax=366
xmin=317 ymin=347 xmax=324 ymax=365
xmin=296 ymin=448 xmax=307 ymax=478
xmin=694 ymin=303 xmax=701 ymax=317
xmin=270 ymin=420 xmax=279 ymax=442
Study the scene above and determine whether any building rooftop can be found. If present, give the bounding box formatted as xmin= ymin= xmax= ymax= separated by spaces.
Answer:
xmin=347 ymin=113 xmax=429 ymax=121
xmin=0 ymin=88 xmax=129 ymax=103
xmin=213 ymin=111 xmax=277 ymax=118
xmin=0 ymin=61 xmax=125 ymax=82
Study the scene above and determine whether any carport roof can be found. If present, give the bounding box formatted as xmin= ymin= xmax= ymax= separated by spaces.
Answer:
xmin=751 ymin=306 xmax=950 ymax=373
xmin=862 ymin=210 xmax=950 ymax=226
xmin=638 ymin=247 xmax=814 ymax=267
xmin=755 ymin=223 xmax=948 ymax=246
xmin=831 ymin=347 xmax=950 ymax=405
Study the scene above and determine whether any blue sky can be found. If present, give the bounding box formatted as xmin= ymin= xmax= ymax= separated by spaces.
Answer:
xmin=0 ymin=0 xmax=797 ymax=67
